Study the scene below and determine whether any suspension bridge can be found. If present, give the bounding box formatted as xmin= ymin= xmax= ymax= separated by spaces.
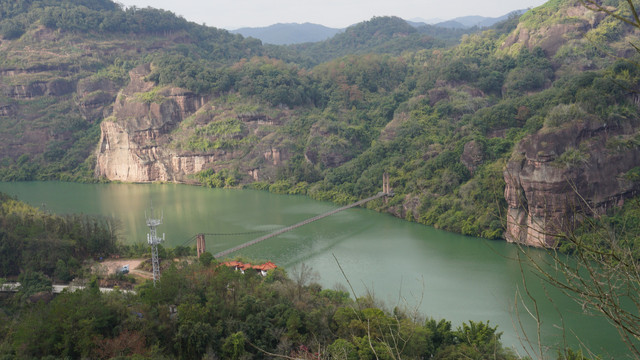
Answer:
xmin=187 ymin=174 xmax=393 ymax=259
xmin=213 ymin=190 xmax=391 ymax=258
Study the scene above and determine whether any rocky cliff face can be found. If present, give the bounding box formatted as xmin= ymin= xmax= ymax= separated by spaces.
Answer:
xmin=2 ymin=79 xmax=75 ymax=99
xmin=0 ymin=25 xmax=158 ymax=163
xmin=76 ymin=77 xmax=120 ymax=122
xmin=0 ymin=62 xmax=84 ymax=158
xmin=504 ymin=119 xmax=640 ymax=247
xmin=94 ymin=65 xmax=296 ymax=183
xmin=501 ymin=4 xmax=607 ymax=57
xmin=95 ymin=65 xmax=212 ymax=182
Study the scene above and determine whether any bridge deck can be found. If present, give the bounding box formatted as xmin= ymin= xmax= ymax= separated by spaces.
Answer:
xmin=214 ymin=192 xmax=388 ymax=259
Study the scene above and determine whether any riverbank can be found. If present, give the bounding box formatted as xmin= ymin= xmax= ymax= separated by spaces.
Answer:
xmin=0 ymin=181 xmax=630 ymax=356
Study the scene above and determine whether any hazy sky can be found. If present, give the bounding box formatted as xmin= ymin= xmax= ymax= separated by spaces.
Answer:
xmin=115 ymin=0 xmax=549 ymax=30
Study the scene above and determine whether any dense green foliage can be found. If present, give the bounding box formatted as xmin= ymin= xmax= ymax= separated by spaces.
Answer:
xmin=0 ymin=259 xmax=517 ymax=359
xmin=280 ymin=16 xmax=443 ymax=66
xmin=1 ymin=0 xmax=640 ymax=357
xmin=562 ymin=197 xmax=640 ymax=259
xmin=1 ymin=0 xmax=639 ymax=242
xmin=142 ymin=0 xmax=637 ymax=240
xmin=0 ymin=0 xmax=261 ymax=63
xmin=0 ymin=192 xmax=118 ymax=280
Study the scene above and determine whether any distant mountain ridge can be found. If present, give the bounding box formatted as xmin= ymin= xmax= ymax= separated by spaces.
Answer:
xmin=414 ymin=10 xmax=528 ymax=29
xmin=232 ymin=10 xmax=528 ymax=45
xmin=231 ymin=23 xmax=342 ymax=45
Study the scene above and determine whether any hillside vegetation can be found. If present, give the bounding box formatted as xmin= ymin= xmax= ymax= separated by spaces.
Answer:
xmin=0 ymin=192 xmax=118 ymax=281
xmin=2 ymin=0 xmax=640 ymax=358
xmin=0 ymin=262 xmax=517 ymax=359
xmin=0 ymin=193 xmax=516 ymax=359
xmin=0 ymin=0 xmax=639 ymax=244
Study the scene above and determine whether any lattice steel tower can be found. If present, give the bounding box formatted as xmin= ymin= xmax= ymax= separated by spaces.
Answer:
xmin=146 ymin=206 xmax=164 ymax=286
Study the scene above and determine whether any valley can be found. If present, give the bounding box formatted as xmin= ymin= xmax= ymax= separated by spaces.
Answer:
xmin=1 ymin=0 xmax=640 ymax=357
xmin=3 ymin=0 xmax=639 ymax=245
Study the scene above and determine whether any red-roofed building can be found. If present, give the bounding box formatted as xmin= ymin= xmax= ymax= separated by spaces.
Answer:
xmin=239 ymin=263 xmax=253 ymax=274
xmin=222 ymin=261 xmax=244 ymax=271
xmin=263 ymin=261 xmax=277 ymax=270
xmin=252 ymin=261 xmax=278 ymax=276
xmin=221 ymin=261 xmax=277 ymax=276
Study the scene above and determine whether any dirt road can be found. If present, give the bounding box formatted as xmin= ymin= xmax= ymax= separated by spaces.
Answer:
xmin=93 ymin=259 xmax=152 ymax=279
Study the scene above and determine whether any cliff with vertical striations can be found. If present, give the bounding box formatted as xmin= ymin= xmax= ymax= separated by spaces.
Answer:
xmin=94 ymin=65 xmax=295 ymax=183
xmin=95 ymin=65 xmax=211 ymax=182
xmin=504 ymin=119 xmax=640 ymax=247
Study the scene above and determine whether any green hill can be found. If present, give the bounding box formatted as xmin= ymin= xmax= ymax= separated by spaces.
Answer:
xmin=2 ymin=0 xmax=640 ymax=356
xmin=282 ymin=16 xmax=444 ymax=65
xmin=0 ymin=0 xmax=639 ymax=245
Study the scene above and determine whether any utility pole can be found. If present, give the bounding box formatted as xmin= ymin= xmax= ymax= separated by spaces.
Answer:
xmin=146 ymin=206 xmax=164 ymax=286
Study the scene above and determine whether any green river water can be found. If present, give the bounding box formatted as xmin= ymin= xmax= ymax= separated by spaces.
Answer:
xmin=0 ymin=181 xmax=631 ymax=357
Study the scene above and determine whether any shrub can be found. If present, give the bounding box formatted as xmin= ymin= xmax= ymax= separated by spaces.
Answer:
xmin=0 ymin=20 xmax=25 ymax=40
xmin=543 ymin=103 xmax=588 ymax=128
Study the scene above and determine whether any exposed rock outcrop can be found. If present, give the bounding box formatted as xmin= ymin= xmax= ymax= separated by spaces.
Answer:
xmin=94 ymin=64 xmax=297 ymax=184
xmin=95 ymin=65 xmax=212 ymax=182
xmin=388 ymin=194 xmax=421 ymax=221
xmin=504 ymin=119 xmax=640 ymax=247
xmin=76 ymin=77 xmax=120 ymax=121
xmin=501 ymin=4 xmax=608 ymax=56
xmin=2 ymin=78 xmax=75 ymax=99
xmin=460 ymin=140 xmax=484 ymax=174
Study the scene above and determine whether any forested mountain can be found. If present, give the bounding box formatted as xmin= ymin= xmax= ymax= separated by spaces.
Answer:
xmin=2 ymin=0 xmax=640 ymax=358
xmin=229 ymin=10 xmax=520 ymax=47
xmin=283 ymin=16 xmax=443 ymax=65
xmin=0 ymin=0 xmax=639 ymax=248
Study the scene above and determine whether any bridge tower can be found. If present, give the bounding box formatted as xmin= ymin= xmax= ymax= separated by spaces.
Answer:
xmin=383 ymin=173 xmax=392 ymax=195
xmin=146 ymin=206 xmax=164 ymax=286
xmin=196 ymin=234 xmax=206 ymax=258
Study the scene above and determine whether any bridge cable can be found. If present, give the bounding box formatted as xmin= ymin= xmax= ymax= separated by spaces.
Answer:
xmin=178 ymin=234 xmax=198 ymax=247
xmin=178 ymin=227 xmax=286 ymax=247
xmin=200 ymin=228 xmax=284 ymax=237
xmin=175 ymin=193 xmax=383 ymax=250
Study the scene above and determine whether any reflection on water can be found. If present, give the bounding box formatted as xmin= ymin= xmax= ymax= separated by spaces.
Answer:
xmin=0 ymin=181 xmax=630 ymax=357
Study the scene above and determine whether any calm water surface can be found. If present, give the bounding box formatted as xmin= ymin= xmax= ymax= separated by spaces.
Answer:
xmin=0 ymin=181 xmax=630 ymax=357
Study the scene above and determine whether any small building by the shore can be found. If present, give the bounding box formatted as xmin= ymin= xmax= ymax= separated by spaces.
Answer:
xmin=221 ymin=261 xmax=277 ymax=276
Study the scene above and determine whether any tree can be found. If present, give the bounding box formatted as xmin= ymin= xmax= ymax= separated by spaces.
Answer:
xmin=199 ymin=251 xmax=214 ymax=267
xmin=516 ymin=2 xmax=640 ymax=358
xmin=520 ymin=201 xmax=640 ymax=358
xmin=54 ymin=259 xmax=73 ymax=283
xmin=581 ymin=0 xmax=640 ymax=30
xmin=221 ymin=331 xmax=248 ymax=360
xmin=17 ymin=270 xmax=52 ymax=301
xmin=174 ymin=321 xmax=215 ymax=359
xmin=0 ymin=19 xmax=25 ymax=39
